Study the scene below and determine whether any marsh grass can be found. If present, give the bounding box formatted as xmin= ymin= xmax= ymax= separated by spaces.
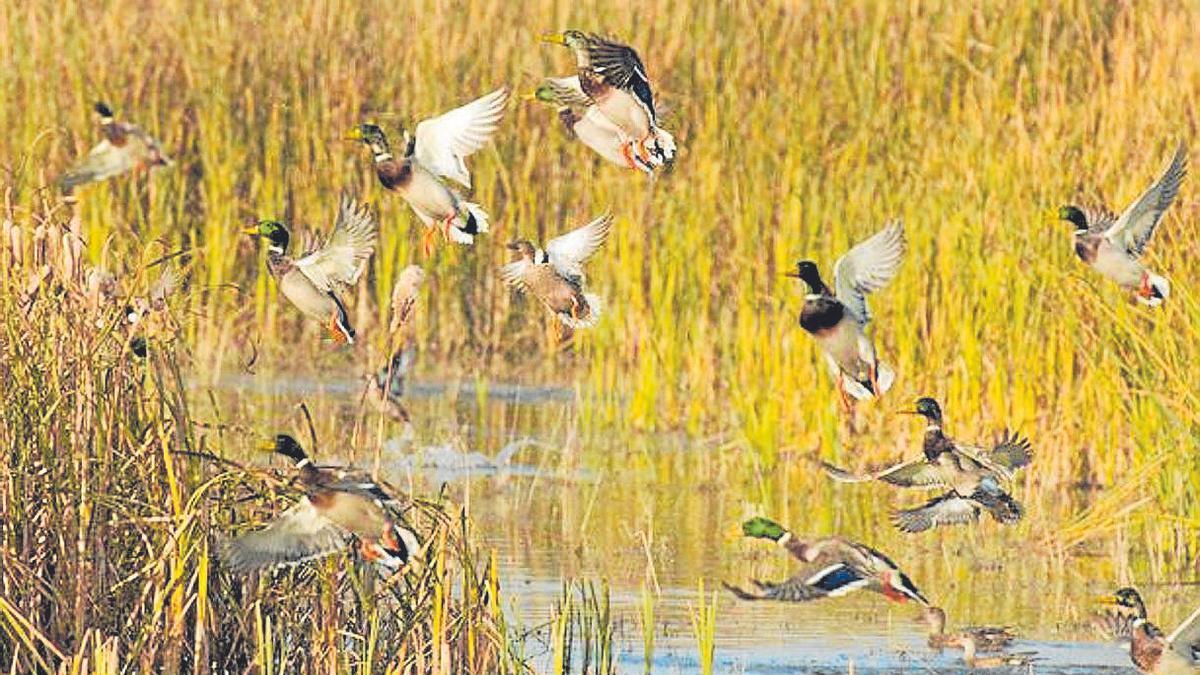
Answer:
xmin=546 ymin=579 xmax=615 ymax=675
xmin=689 ymin=581 xmax=717 ymax=675
xmin=0 ymin=204 xmax=526 ymax=674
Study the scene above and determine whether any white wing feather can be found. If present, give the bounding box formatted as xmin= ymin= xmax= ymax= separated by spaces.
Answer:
xmin=414 ymin=88 xmax=509 ymax=189
xmin=832 ymin=219 xmax=906 ymax=325
xmin=295 ymin=195 xmax=378 ymax=292
xmin=1104 ymin=142 xmax=1188 ymax=259
xmin=223 ymin=498 xmax=349 ymax=574
xmin=545 ymin=214 xmax=613 ymax=281
xmin=500 ymin=258 xmax=533 ymax=293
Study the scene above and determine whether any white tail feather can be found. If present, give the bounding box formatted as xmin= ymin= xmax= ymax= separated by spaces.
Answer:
xmin=1136 ymin=272 xmax=1170 ymax=307
xmin=557 ymin=293 xmax=602 ymax=329
xmin=649 ymin=127 xmax=676 ymax=165
xmin=447 ymin=202 xmax=491 ymax=245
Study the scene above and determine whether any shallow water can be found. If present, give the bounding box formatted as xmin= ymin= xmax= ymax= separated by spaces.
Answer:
xmin=203 ymin=371 xmax=1185 ymax=674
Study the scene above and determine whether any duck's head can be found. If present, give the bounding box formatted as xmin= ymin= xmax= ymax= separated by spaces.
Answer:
xmin=784 ymin=260 xmax=824 ymax=293
xmin=94 ymin=101 xmax=115 ymax=124
xmin=507 ymin=239 xmax=537 ymax=260
xmin=346 ymin=123 xmax=392 ymax=158
xmin=901 ymin=397 xmax=943 ymax=426
xmin=540 ymin=30 xmax=588 ymax=49
xmin=244 ymin=219 xmax=291 ymax=254
xmin=129 ymin=336 xmax=148 ymax=359
xmin=260 ymin=434 xmax=310 ymax=467
xmin=524 ymin=84 xmax=559 ymax=106
xmin=1058 ymin=205 xmax=1089 ymax=231
xmin=920 ymin=606 xmax=947 ymax=633
xmin=1096 ymin=587 xmax=1147 ymax=619
xmin=741 ymin=516 xmax=786 ymax=542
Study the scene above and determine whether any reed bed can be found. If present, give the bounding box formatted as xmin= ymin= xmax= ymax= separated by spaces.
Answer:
xmin=0 ymin=204 xmax=524 ymax=674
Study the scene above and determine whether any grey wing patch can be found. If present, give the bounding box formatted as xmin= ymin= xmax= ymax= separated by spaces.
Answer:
xmin=222 ymin=498 xmax=349 ymax=574
xmin=722 ymin=577 xmax=830 ymax=603
xmin=1106 ymin=141 xmax=1188 ymax=257
xmin=832 ymin=219 xmax=906 ymax=325
xmin=320 ymin=468 xmax=399 ymax=504
xmin=892 ymin=493 xmax=981 ymax=533
xmin=988 ymin=431 xmax=1033 ymax=473
xmin=541 ymin=76 xmax=595 ymax=109
xmin=59 ymin=139 xmax=134 ymax=189
xmin=1078 ymin=205 xmax=1119 ymax=234
xmin=820 ymin=458 xmax=946 ymax=488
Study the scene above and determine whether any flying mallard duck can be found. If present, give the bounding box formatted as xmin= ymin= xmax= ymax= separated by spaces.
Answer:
xmin=922 ymin=606 xmax=1016 ymax=652
xmin=224 ymin=434 xmax=420 ymax=574
xmin=540 ymin=31 xmax=676 ymax=167
xmin=786 ymin=219 xmax=905 ymax=404
xmin=1059 ymin=142 xmax=1187 ymax=307
xmin=59 ymin=101 xmax=172 ymax=192
xmin=820 ymin=397 xmax=1028 ymax=533
xmin=502 ymin=213 xmax=612 ymax=329
xmin=1096 ymin=588 xmax=1200 ymax=674
xmin=347 ymin=88 xmax=508 ymax=253
xmin=723 ymin=516 xmax=929 ymax=606
xmin=244 ymin=195 xmax=378 ymax=344
xmin=526 ymin=76 xmax=656 ymax=174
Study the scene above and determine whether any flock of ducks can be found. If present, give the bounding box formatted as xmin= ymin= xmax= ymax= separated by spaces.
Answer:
xmin=54 ymin=27 xmax=1196 ymax=673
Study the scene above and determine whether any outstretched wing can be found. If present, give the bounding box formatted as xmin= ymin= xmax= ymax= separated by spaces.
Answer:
xmin=1167 ymin=605 xmax=1200 ymax=665
xmin=222 ymin=498 xmax=348 ymax=574
xmin=585 ymin=35 xmax=655 ymax=121
xmin=414 ymin=88 xmax=509 ymax=188
xmin=59 ymin=139 xmax=134 ymax=189
xmin=1105 ymin=142 xmax=1188 ymax=258
xmin=295 ymin=195 xmax=378 ymax=292
xmin=500 ymin=259 xmax=533 ymax=293
xmin=892 ymin=493 xmax=981 ymax=533
xmin=987 ymin=431 xmax=1033 ymax=472
xmin=546 ymin=214 xmax=613 ymax=282
xmin=541 ymin=76 xmax=594 ymax=109
xmin=819 ymin=458 xmax=946 ymax=489
xmin=725 ymin=559 xmax=876 ymax=603
xmin=832 ymin=219 xmax=906 ymax=325
xmin=951 ymin=432 xmax=1032 ymax=482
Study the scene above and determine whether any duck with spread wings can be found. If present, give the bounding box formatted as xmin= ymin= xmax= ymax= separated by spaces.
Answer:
xmin=59 ymin=101 xmax=172 ymax=192
xmin=786 ymin=219 xmax=906 ymax=405
xmin=541 ymin=31 xmax=676 ymax=168
xmin=723 ymin=517 xmax=929 ymax=607
xmin=1059 ymin=142 xmax=1187 ymax=307
xmin=347 ymin=88 xmax=508 ymax=254
xmin=821 ymin=397 xmax=1031 ymax=533
xmin=501 ymin=213 xmax=612 ymax=329
xmin=244 ymin=195 xmax=378 ymax=344
xmin=224 ymin=434 xmax=420 ymax=574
